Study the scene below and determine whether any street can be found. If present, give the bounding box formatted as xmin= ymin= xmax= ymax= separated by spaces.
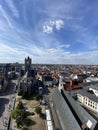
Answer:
xmin=0 ymin=80 xmax=17 ymax=130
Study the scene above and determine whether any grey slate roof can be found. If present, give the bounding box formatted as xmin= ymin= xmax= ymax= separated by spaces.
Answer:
xmin=52 ymin=88 xmax=81 ymax=130
xmin=63 ymin=90 xmax=97 ymax=130
xmin=89 ymin=84 xmax=98 ymax=90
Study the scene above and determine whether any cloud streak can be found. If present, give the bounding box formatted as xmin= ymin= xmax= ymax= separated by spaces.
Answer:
xmin=0 ymin=5 xmax=13 ymax=29
xmin=6 ymin=0 xmax=19 ymax=18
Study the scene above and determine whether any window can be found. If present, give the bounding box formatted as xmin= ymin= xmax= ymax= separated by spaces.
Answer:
xmin=88 ymin=103 xmax=90 ymax=106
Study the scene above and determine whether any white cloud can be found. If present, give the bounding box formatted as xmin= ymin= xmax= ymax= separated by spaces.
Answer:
xmin=55 ymin=19 xmax=64 ymax=30
xmin=0 ymin=43 xmax=31 ymax=57
xmin=43 ymin=25 xmax=53 ymax=33
xmin=6 ymin=0 xmax=19 ymax=18
xmin=1 ymin=41 xmax=98 ymax=65
xmin=43 ymin=19 xmax=64 ymax=33
xmin=47 ymin=48 xmax=60 ymax=53
xmin=0 ymin=44 xmax=15 ymax=53
xmin=50 ymin=20 xmax=55 ymax=26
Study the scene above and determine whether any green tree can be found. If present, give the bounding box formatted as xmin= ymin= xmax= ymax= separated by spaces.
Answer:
xmin=11 ymin=109 xmax=26 ymax=119
xmin=35 ymin=106 xmax=42 ymax=115
xmin=20 ymin=110 xmax=27 ymax=120
xmin=11 ymin=109 xmax=21 ymax=119
xmin=16 ymin=100 xmax=24 ymax=109
xmin=11 ymin=109 xmax=27 ymax=128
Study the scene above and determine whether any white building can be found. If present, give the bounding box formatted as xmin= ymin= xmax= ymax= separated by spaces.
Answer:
xmin=89 ymin=85 xmax=98 ymax=97
xmin=77 ymin=90 xmax=98 ymax=113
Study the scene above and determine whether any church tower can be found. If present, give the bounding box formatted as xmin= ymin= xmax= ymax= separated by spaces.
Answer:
xmin=25 ymin=56 xmax=32 ymax=72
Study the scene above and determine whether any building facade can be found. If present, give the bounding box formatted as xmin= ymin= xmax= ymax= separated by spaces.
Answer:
xmin=77 ymin=91 xmax=98 ymax=113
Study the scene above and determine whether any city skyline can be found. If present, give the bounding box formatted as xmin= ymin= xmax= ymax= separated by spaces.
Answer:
xmin=0 ymin=0 xmax=98 ymax=64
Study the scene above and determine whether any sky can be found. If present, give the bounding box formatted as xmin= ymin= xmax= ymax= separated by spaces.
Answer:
xmin=0 ymin=0 xmax=98 ymax=64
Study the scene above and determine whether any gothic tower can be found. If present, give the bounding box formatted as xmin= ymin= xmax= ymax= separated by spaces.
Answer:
xmin=25 ymin=56 xmax=32 ymax=72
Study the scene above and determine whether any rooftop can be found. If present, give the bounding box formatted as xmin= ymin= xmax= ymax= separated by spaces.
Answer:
xmin=52 ymin=88 xmax=81 ymax=130
xmin=77 ymin=89 xmax=98 ymax=103
xmin=62 ymin=90 xmax=97 ymax=129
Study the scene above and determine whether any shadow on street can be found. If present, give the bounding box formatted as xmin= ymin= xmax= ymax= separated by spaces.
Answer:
xmin=0 ymin=98 xmax=9 ymax=117
xmin=0 ymin=82 xmax=16 ymax=96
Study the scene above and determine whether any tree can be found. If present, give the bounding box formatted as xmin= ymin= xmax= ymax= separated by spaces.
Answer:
xmin=11 ymin=109 xmax=21 ymax=119
xmin=16 ymin=100 xmax=24 ymax=109
xmin=11 ymin=108 xmax=26 ymax=119
xmin=20 ymin=110 xmax=27 ymax=120
xmin=11 ymin=109 xmax=27 ymax=128
xmin=35 ymin=106 xmax=42 ymax=115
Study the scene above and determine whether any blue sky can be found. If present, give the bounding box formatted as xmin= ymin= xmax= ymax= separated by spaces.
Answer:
xmin=0 ymin=0 xmax=98 ymax=64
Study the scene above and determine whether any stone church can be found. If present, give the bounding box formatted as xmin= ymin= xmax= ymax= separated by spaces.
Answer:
xmin=18 ymin=56 xmax=43 ymax=97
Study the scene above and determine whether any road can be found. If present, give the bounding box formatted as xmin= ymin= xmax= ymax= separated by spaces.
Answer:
xmin=0 ymin=79 xmax=17 ymax=130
